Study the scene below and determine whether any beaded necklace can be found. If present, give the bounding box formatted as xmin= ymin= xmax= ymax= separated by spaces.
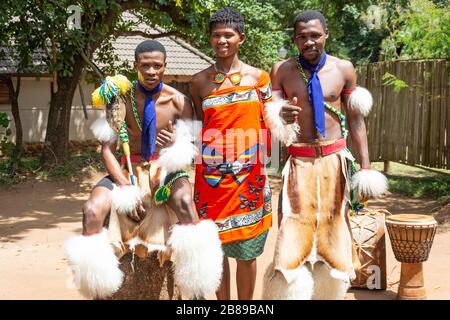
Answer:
xmin=130 ymin=80 xmax=142 ymax=131
xmin=295 ymin=56 xmax=348 ymax=138
xmin=212 ymin=62 xmax=242 ymax=86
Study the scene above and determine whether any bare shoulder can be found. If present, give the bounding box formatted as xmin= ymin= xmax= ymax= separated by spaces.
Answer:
xmin=190 ymin=66 xmax=214 ymax=87
xmin=271 ymin=58 xmax=295 ymax=87
xmin=273 ymin=57 xmax=295 ymax=74
xmin=162 ymin=82 xmax=183 ymax=97
xmin=242 ymin=63 xmax=264 ymax=82
xmin=163 ymin=83 xmax=188 ymax=110
xmin=335 ymin=57 xmax=355 ymax=74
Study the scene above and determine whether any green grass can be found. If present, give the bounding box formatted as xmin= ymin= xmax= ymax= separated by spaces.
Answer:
xmin=371 ymin=162 xmax=450 ymax=201
xmin=0 ymin=151 xmax=105 ymax=186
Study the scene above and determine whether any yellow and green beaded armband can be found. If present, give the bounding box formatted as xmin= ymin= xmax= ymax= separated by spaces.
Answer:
xmin=154 ymin=171 xmax=190 ymax=205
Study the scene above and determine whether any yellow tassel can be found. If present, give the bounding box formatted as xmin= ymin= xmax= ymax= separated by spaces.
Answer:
xmin=113 ymin=74 xmax=131 ymax=95
xmin=91 ymin=74 xmax=130 ymax=108
xmin=91 ymin=88 xmax=104 ymax=108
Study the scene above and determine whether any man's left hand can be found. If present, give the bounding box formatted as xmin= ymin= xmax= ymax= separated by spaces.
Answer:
xmin=156 ymin=121 xmax=176 ymax=148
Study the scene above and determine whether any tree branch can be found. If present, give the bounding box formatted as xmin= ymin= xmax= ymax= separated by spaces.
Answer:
xmin=114 ymin=30 xmax=178 ymax=39
xmin=78 ymin=75 xmax=88 ymax=120
xmin=119 ymin=1 xmax=190 ymax=29
xmin=79 ymin=50 xmax=103 ymax=79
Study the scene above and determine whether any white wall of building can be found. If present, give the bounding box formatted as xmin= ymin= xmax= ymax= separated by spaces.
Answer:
xmin=0 ymin=77 xmax=102 ymax=142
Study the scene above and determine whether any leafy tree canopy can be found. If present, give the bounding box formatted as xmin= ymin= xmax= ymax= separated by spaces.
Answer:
xmin=380 ymin=0 xmax=449 ymax=60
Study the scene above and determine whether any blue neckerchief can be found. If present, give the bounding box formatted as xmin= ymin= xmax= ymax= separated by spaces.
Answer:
xmin=137 ymin=81 xmax=163 ymax=161
xmin=298 ymin=52 xmax=327 ymax=137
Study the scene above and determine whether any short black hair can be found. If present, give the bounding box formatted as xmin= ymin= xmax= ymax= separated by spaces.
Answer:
xmin=209 ymin=7 xmax=245 ymax=34
xmin=293 ymin=10 xmax=328 ymax=32
xmin=135 ymin=40 xmax=167 ymax=62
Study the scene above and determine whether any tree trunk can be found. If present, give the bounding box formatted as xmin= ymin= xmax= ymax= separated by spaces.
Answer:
xmin=1 ymin=75 xmax=23 ymax=174
xmin=384 ymin=160 xmax=390 ymax=174
xmin=8 ymin=77 xmax=22 ymax=174
xmin=41 ymin=54 xmax=85 ymax=166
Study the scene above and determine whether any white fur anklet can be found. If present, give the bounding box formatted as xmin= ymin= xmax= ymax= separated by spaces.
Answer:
xmin=167 ymin=219 xmax=223 ymax=299
xmin=64 ymin=229 xmax=123 ymax=299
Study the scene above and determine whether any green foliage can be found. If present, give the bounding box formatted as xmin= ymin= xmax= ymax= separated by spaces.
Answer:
xmin=37 ymin=152 xmax=104 ymax=179
xmin=0 ymin=112 xmax=14 ymax=158
xmin=179 ymin=0 xmax=411 ymax=69
xmin=371 ymin=161 xmax=450 ymax=200
xmin=327 ymin=1 xmax=408 ymax=65
xmin=187 ymin=0 xmax=281 ymax=69
xmin=381 ymin=0 xmax=450 ymax=60
xmin=388 ymin=175 xmax=450 ymax=199
xmin=0 ymin=111 xmax=9 ymax=129
xmin=3 ymin=0 xmax=448 ymax=83
xmin=382 ymin=72 xmax=410 ymax=92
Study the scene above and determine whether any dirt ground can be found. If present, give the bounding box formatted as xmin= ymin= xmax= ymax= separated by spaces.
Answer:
xmin=0 ymin=172 xmax=449 ymax=300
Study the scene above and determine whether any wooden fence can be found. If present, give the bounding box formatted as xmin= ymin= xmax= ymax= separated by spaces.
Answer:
xmin=357 ymin=59 xmax=449 ymax=169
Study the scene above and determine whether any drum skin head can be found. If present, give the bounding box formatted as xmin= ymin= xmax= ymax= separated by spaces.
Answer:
xmin=386 ymin=214 xmax=437 ymax=225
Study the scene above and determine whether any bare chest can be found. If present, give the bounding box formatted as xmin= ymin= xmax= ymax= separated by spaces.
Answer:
xmin=283 ymin=65 xmax=345 ymax=105
xmin=124 ymin=94 xmax=180 ymax=138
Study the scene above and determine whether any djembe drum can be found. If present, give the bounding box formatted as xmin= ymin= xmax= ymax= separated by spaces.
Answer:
xmin=385 ymin=214 xmax=437 ymax=300
xmin=350 ymin=209 xmax=388 ymax=290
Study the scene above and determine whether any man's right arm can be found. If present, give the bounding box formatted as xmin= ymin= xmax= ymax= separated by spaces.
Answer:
xmin=270 ymin=60 xmax=301 ymax=124
xmin=101 ymin=140 xmax=130 ymax=186
xmin=270 ymin=61 xmax=283 ymax=93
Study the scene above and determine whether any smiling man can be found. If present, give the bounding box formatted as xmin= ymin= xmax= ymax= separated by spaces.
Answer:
xmin=190 ymin=7 xmax=273 ymax=300
xmin=65 ymin=40 xmax=223 ymax=300
xmin=263 ymin=10 xmax=387 ymax=299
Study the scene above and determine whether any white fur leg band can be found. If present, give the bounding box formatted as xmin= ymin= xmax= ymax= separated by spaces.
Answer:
xmin=111 ymin=185 xmax=142 ymax=214
xmin=64 ymin=229 xmax=123 ymax=299
xmin=351 ymin=169 xmax=388 ymax=198
xmin=348 ymin=87 xmax=373 ymax=117
xmin=168 ymin=219 xmax=223 ymax=299
xmin=157 ymin=119 xmax=198 ymax=173
xmin=265 ymin=99 xmax=299 ymax=146
xmin=90 ymin=115 xmax=117 ymax=143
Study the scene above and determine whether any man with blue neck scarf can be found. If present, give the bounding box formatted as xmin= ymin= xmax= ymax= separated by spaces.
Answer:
xmin=263 ymin=10 xmax=387 ymax=299
xmin=66 ymin=40 xmax=223 ymax=300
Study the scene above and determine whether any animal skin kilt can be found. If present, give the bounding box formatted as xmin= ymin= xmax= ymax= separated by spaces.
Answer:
xmin=107 ymin=158 xmax=179 ymax=261
xmin=264 ymin=144 xmax=360 ymax=300
xmin=194 ymin=71 xmax=273 ymax=260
